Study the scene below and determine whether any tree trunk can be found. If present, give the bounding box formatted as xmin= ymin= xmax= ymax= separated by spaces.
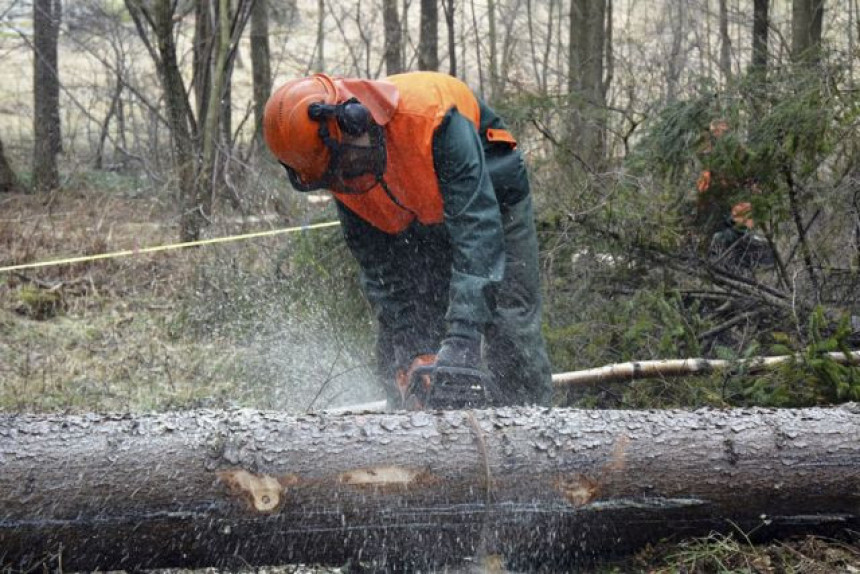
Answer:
xmin=751 ymin=0 xmax=769 ymax=75
xmin=152 ymin=0 xmax=202 ymax=241
xmin=315 ymin=0 xmax=325 ymax=72
xmin=418 ymin=0 xmax=438 ymax=71
xmin=383 ymin=0 xmax=403 ymax=75
xmin=718 ymin=0 xmax=732 ymax=83
xmin=251 ymin=0 xmax=272 ymax=142
xmin=219 ymin=0 xmax=233 ymax=145
xmin=470 ymin=0 xmax=485 ymax=96
xmin=1 ymin=406 xmax=858 ymax=572
xmin=0 ymin=136 xmax=21 ymax=193
xmin=32 ymin=0 xmax=61 ymax=192
xmin=94 ymin=71 xmax=124 ymax=170
xmin=194 ymin=0 xmax=230 ymax=224
xmin=194 ymin=0 xmax=213 ymax=129
xmin=792 ymin=0 xmax=825 ymax=64
xmin=443 ymin=0 xmax=456 ymax=77
xmin=487 ymin=0 xmax=499 ymax=97
xmin=665 ymin=1 xmax=685 ymax=102
xmin=568 ymin=0 xmax=607 ymax=171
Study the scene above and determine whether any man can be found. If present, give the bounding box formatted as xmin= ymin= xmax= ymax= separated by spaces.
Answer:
xmin=263 ymin=71 xmax=552 ymax=409
xmin=695 ymin=119 xmax=755 ymax=235
xmin=695 ymin=119 xmax=770 ymax=270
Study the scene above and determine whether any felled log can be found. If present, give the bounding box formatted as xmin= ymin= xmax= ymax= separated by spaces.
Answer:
xmin=1 ymin=405 xmax=858 ymax=571
xmin=552 ymin=350 xmax=860 ymax=387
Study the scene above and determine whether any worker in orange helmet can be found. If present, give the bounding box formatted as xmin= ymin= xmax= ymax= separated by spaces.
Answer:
xmin=694 ymin=118 xmax=773 ymax=270
xmin=263 ymin=72 xmax=552 ymax=410
xmin=696 ymin=119 xmax=754 ymax=232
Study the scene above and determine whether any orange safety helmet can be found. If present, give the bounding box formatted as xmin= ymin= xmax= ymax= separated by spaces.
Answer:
xmin=264 ymin=74 xmax=401 ymax=193
xmin=263 ymin=74 xmax=340 ymax=185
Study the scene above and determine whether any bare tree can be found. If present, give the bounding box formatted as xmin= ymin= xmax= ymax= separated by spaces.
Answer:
xmin=719 ymin=0 xmax=732 ymax=83
xmin=196 ymin=0 xmax=230 ymax=226
xmin=140 ymin=0 xmax=200 ymax=239
xmin=568 ymin=0 xmax=608 ymax=171
xmin=495 ymin=0 xmax=527 ymax=98
xmin=251 ymin=0 xmax=272 ymax=141
xmin=315 ymin=0 xmax=325 ymax=72
xmin=383 ymin=0 xmax=403 ymax=74
xmin=325 ymin=1 xmax=380 ymax=77
xmin=194 ymin=0 xmax=237 ymax=148
xmin=751 ymin=0 xmax=769 ymax=75
xmin=32 ymin=0 xmax=61 ymax=192
xmin=525 ymin=0 xmax=540 ymax=92
xmin=419 ymin=0 xmax=439 ymax=70
xmin=94 ymin=68 xmax=125 ymax=170
xmin=124 ymin=0 xmax=253 ymax=240
xmin=194 ymin=0 xmax=213 ymax=126
xmin=442 ymin=0 xmax=456 ymax=76
xmin=665 ymin=1 xmax=686 ymax=102
xmin=469 ymin=0 xmax=485 ymax=96
xmin=792 ymin=0 xmax=825 ymax=64
xmin=487 ymin=0 xmax=499 ymax=96
xmin=0 ymin=137 xmax=21 ymax=193
xmin=401 ymin=0 xmax=412 ymax=69
xmin=850 ymin=0 xmax=856 ymax=86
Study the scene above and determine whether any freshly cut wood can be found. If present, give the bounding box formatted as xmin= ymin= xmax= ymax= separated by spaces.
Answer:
xmin=1 ymin=405 xmax=858 ymax=571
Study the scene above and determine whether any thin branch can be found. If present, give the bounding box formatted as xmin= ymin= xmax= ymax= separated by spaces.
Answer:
xmin=553 ymin=350 xmax=860 ymax=387
xmin=698 ymin=309 xmax=765 ymax=341
xmin=783 ymin=164 xmax=821 ymax=300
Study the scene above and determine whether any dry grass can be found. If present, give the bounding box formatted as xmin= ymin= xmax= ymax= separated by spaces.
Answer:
xmin=633 ymin=533 xmax=860 ymax=574
xmin=1 ymin=188 xmax=204 ymax=411
xmin=0 ymin=185 xmax=380 ymax=414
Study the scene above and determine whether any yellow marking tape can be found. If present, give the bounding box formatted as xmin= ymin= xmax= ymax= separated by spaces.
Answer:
xmin=0 ymin=220 xmax=341 ymax=274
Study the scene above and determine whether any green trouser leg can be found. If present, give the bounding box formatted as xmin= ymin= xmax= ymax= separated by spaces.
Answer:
xmin=367 ymin=224 xmax=450 ymax=406
xmin=484 ymin=195 xmax=554 ymax=406
xmin=367 ymin=199 xmax=551 ymax=408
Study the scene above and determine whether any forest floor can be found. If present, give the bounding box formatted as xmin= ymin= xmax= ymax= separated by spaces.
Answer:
xmin=1 ymin=185 xmax=858 ymax=573
xmin=0 ymin=180 xmax=381 ymax=414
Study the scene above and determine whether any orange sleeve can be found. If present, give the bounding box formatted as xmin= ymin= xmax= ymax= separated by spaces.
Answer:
xmin=486 ymin=128 xmax=517 ymax=147
xmin=696 ymin=170 xmax=711 ymax=193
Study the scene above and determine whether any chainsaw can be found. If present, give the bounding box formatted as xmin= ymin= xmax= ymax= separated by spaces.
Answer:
xmin=405 ymin=362 xmax=496 ymax=410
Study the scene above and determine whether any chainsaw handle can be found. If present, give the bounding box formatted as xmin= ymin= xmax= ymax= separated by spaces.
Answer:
xmin=407 ymin=363 xmax=436 ymax=394
xmin=409 ymin=364 xmax=437 ymax=379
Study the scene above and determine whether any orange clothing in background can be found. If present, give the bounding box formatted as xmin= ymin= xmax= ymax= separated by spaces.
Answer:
xmin=697 ymin=169 xmax=754 ymax=229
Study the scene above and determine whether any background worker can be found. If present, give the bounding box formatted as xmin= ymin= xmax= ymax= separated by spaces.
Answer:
xmin=695 ymin=119 xmax=755 ymax=236
xmin=263 ymin=71 xmax=553 ymax=409
xmin=695 ymin=119 xmax=768 ymax=268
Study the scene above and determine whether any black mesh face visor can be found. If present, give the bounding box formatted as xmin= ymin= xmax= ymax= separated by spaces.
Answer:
xmin=329 ymin=134 xmax=387 ymax=194
xmin=280 ymin=102 xmax=387 ymax=195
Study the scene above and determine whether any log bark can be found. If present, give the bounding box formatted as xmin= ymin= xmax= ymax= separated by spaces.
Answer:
xmin=1 ymin=405 xmax=858 ymax=571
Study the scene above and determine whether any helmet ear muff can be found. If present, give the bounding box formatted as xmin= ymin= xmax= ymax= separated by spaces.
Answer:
xmin=339 ymin=101 xmax=371 ymax=136
xmin=308 ymin=99 xmax=371 ymax=137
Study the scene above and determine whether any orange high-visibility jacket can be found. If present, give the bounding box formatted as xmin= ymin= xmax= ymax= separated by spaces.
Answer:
xmin=333 ymin=72 xmax=484 ymax=234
